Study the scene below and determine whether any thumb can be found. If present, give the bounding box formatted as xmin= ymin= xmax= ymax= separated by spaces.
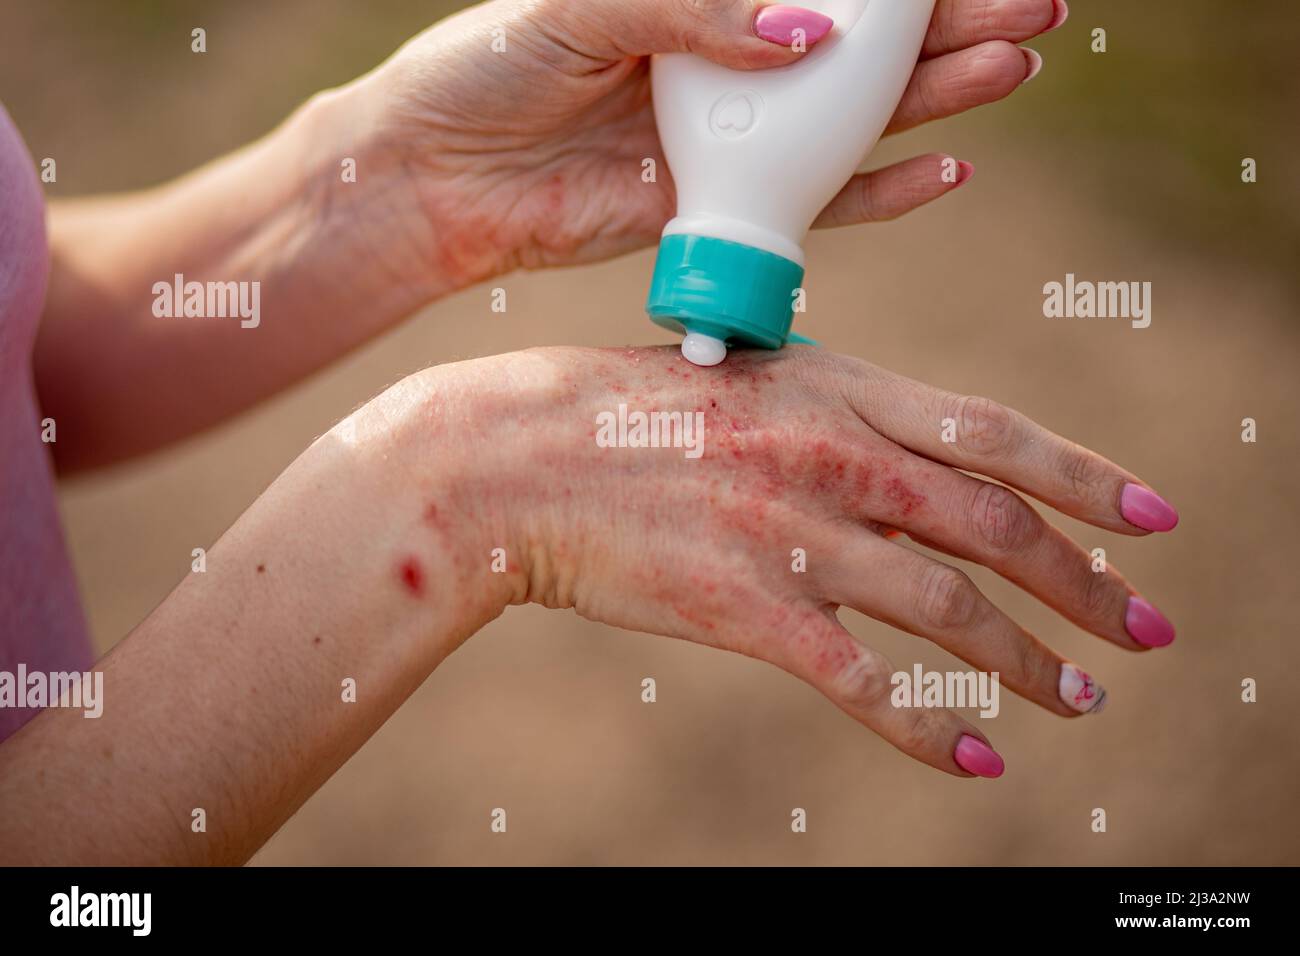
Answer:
xmin=537 ymin=0 xmax=836 ymax=70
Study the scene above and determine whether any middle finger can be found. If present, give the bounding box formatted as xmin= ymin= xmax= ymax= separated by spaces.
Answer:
xmin=921 ymin=0 xmax=1065 ymax=60
xmin=888 ymin=40 xmax=1036 ymax=136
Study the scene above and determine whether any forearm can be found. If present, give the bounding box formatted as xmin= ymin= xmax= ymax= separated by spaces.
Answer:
xmin=33 ymin=74 xmax=449 ymax=472
xmin=0 ymin=369 xmax=515 ymax=864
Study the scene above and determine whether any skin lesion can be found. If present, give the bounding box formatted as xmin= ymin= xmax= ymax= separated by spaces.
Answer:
xmin=883 ymin=475 xmax=927 ymax=517
xmin=396 ymin=555 xmax=427 ymax=598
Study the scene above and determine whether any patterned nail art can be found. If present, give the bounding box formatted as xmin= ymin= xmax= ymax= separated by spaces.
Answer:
xmin=1059 ymin=663 xmax=1107 ymax=714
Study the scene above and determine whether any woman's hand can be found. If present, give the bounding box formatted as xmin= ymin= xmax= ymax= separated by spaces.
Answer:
xmin=437 ymin=345 xmax=1175 ymax=778
xmin=0 ymin=343 xmax=1172 ymax=862
xmin=353 ymin=0 xmax=1067 ymax=290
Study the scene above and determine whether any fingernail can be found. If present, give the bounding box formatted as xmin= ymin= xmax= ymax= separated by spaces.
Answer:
xmin=954 ymin=734 xmax=1005 ymax=778
xmin=1059 ymin=663 xmax=1107 ymax=714
xmin=753 ymin=5 xmax=834 ymax=47
xmin=1021 ymin=48 xmax=1044 ymax=83
xmin=955 ymin=160 xmax=975 ymax=186
xmin=1046 ymin=0 xmax=1070 ymax=32
xmin=1120 ymin=483 xmax=1179 ymax=532
xmin=1126 ymin=596 xmax=1176 ymax=648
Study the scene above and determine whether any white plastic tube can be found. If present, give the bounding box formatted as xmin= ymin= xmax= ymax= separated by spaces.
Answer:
xmin=645 ymin=0 xmax=938 ymax=364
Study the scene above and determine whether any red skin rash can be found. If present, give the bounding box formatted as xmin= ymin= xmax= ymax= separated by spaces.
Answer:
xmin=525 ymin=352 xmax=934 ymax=602
xmin=431 ymin=208 xmax=512 ymax=288
xmin=397 ymin=556 xmax=426 ymax=598
xmin=883 ymin=476 xmax=926 ymax=517
xmin=687 ymin=572 xmax=719 ymax=596
xmin=422 ymin=500 xmax=455 ymax=537
xmin=707 ymin=429 xmax=882 ymax=512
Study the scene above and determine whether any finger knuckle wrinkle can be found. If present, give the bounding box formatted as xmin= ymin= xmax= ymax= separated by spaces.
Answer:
xmin=952 ymin=394 xmax=1014 ymax=456
xmin=917 ymin=566 xmax=979 ymax=632
xmin=1060 ymin=445 xmax=1107 ymax=499
xmin=972 ymin=482 xmax=1033 ymax=553
xmin=856 ymin=171 xmax=882 ymax=223
xmin=832 ymin=652 xmax=891 ymax=710
xmin=897 ymin=706 xmax=939 ymax=754
xmin=679 ymin=0 xmax=741 ymax=23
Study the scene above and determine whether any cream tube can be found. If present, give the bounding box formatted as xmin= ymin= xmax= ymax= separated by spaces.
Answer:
xmin=646 ymin=0 xmax=938 ymax=365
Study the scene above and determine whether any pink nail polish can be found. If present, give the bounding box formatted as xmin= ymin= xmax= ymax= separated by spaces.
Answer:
xmin=1046 ymin=0 xmax=1069 ymax=32
xmin=955 ymin=160 xmax=975 ymax=186
xmin=1120 ymin=483 xmax=1179 ymax=532
xmin=753 ymin=5 xmax=834 ymax=47
xmin=1021 ymin=48 xmax=1044 ymax=83
xmin=954 ymin=734 xmax=1005 ymax=778
xmin=1126 ymin=596 xmax=1175 ymax=648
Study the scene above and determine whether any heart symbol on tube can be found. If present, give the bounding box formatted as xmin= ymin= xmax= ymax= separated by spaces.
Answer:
xmin=708 ymin=90 xmax=764 ymax=140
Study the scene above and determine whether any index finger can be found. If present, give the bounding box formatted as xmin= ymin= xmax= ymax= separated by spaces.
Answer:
xmin=846 ymin=365 xmax=1179 ymax=536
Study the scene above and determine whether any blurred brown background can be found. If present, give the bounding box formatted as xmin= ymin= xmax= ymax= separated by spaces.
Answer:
xmin=3 ymin=0 xmax=1297 ymax=864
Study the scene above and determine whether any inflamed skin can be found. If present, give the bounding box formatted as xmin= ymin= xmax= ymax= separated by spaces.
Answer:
xmin=0 ymin=345 xmax=1175 ymax=863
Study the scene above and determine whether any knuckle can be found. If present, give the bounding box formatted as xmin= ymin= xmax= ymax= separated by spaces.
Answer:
xmin=679 ymin=0 xmax=734 ymax=12
xmin=896 ymin=706 xmax=942 ymax=754
xmin=916 ymin=565 xmax=981 ymax=632
xmin=678 ymin=0 xmax=743 ymax=27
xmin=856 ymin=172 xmax=883 ymax=222
xmin=975 ymin=0 xmax=1000 ymax=37
xmin=970 ymin=482 xmax=1037 ymax=553
xmin=910 ymin=69 xmax=940 ymax=123
xmin=1081 ymin=566 xmax=1121 ymax=623
xmin=1059 ymin=445 xmax=1110 ymax=501
xmin=831 ymin=651 xmax=892 ymax=711
xmin=949 ymin=394 xmax=1016 ymax=457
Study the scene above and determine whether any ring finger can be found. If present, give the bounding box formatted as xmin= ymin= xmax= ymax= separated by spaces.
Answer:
xmin=822 ymin=530 xmax=1109 ymax=717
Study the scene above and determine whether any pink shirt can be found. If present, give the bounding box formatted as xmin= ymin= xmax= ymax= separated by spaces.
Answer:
xmin=0 ymin=103 xmax=93 ymax=741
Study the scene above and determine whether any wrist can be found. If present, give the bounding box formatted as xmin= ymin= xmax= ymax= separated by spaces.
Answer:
xmin=277 ymin=75 xmax=451 ymax=313
xmin=328 ymin=363 xmax=530 ymax=644
xmin=374 ymin=352 xmax=598 ymax=615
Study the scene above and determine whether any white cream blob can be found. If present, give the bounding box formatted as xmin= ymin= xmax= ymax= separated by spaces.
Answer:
xmin=681 ymin=332 xmax=727 ymax=367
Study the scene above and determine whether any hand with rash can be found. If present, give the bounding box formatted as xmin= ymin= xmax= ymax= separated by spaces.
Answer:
xmin=368 ymin=345 xmax=1175 ymax=778
xmin=0 ymin=345 xmax=1174 ymax=863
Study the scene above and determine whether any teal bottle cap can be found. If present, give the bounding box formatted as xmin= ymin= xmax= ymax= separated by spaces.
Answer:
xmin=646 ymin=234 xmax=811 ymax=351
